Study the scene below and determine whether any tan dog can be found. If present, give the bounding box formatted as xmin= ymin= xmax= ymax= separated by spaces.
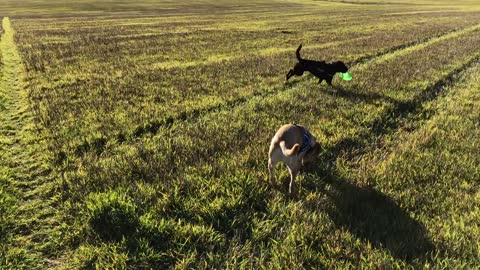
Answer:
xmin=268 ymin=124 xmax=319 ymax=194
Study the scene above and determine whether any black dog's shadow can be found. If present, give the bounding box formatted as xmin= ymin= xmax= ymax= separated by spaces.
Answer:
xmin=300 ymin=160 xmax=434 ymax=263
xmin=324 ymin=85 xmax=401 ymax=105
xmin=285 ymin=78 xmax=401 ymax=107
xmin=283 ymin=79 xmax=303 ymax=88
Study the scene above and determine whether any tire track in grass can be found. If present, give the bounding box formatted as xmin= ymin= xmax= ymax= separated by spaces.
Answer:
xmin=153 ymin=24 xmax=475 ymax=70
xmin=354 ymin=23 xmax=480 ymax=68
xmin=71 ymin=22 xmax=480 ymax=159
xmin=0 ymin=17 xmax=61 ymax=269
xmin=348 ymin=26 xmax=469 ymax=66
xmin=151 ymin=37 xmax=369 ymax=69
xmin=326 ymin=49 xmax=480 ymax=164
xmin=144 ymin=23 xmax=480 ymax=127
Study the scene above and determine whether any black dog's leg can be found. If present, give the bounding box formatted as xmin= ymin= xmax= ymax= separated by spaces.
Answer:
xmin=286 ymin=69 xmax=294 ymax=81
xmin=326 ymin=76 xmax=333 ymax=86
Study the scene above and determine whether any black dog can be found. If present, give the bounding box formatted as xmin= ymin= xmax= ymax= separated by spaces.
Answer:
xmin=286 ymin=44 xmax=348 ymax=85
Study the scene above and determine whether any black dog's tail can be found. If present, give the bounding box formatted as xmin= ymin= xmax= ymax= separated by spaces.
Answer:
xmin=296 ymin=44 xmax=302 ymax=61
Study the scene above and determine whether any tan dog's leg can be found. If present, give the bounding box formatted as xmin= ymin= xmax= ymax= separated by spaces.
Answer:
xmin=288 ymin=166 xmax=298 ymax=195
xmin=268 ymin=157 xmax=277 ymax=187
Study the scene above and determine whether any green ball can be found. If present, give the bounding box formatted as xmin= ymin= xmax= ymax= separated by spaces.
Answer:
xmin=340 ymin=72 xmax=352 ymax=81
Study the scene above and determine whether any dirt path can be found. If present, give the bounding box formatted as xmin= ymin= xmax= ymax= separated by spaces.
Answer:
xmin=0 ymin=17 xmax=60 ymax=269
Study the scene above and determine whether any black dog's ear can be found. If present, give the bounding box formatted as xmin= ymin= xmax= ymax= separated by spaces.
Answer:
xmin=333 ymin=61 xmax=348 ymax=72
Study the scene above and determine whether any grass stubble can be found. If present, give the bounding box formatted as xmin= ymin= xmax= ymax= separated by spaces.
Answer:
xmin=0 ymin=0 xmax=480 ymax=268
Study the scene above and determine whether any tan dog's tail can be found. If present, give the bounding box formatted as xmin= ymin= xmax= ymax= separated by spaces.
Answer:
xmin=279 ymin=141 xmax=299 ymax=156
xmin=296 ymin=44 xmax=302 ymax=61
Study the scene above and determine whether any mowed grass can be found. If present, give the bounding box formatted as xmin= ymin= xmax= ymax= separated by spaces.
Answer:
xmin=1 ymin=0 xmax=480 ymax=268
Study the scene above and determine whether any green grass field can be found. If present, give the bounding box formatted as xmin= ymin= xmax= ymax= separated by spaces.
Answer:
xmin=1 ymin=0 xmax=480 ymax=268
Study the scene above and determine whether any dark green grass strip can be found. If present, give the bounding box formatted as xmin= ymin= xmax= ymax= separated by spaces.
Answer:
xmin=0 ymin=17 xmax=62 ymax=269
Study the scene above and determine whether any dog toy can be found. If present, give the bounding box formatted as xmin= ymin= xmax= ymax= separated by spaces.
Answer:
xmin=339 ymin=72 xmax=352 ymax=81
